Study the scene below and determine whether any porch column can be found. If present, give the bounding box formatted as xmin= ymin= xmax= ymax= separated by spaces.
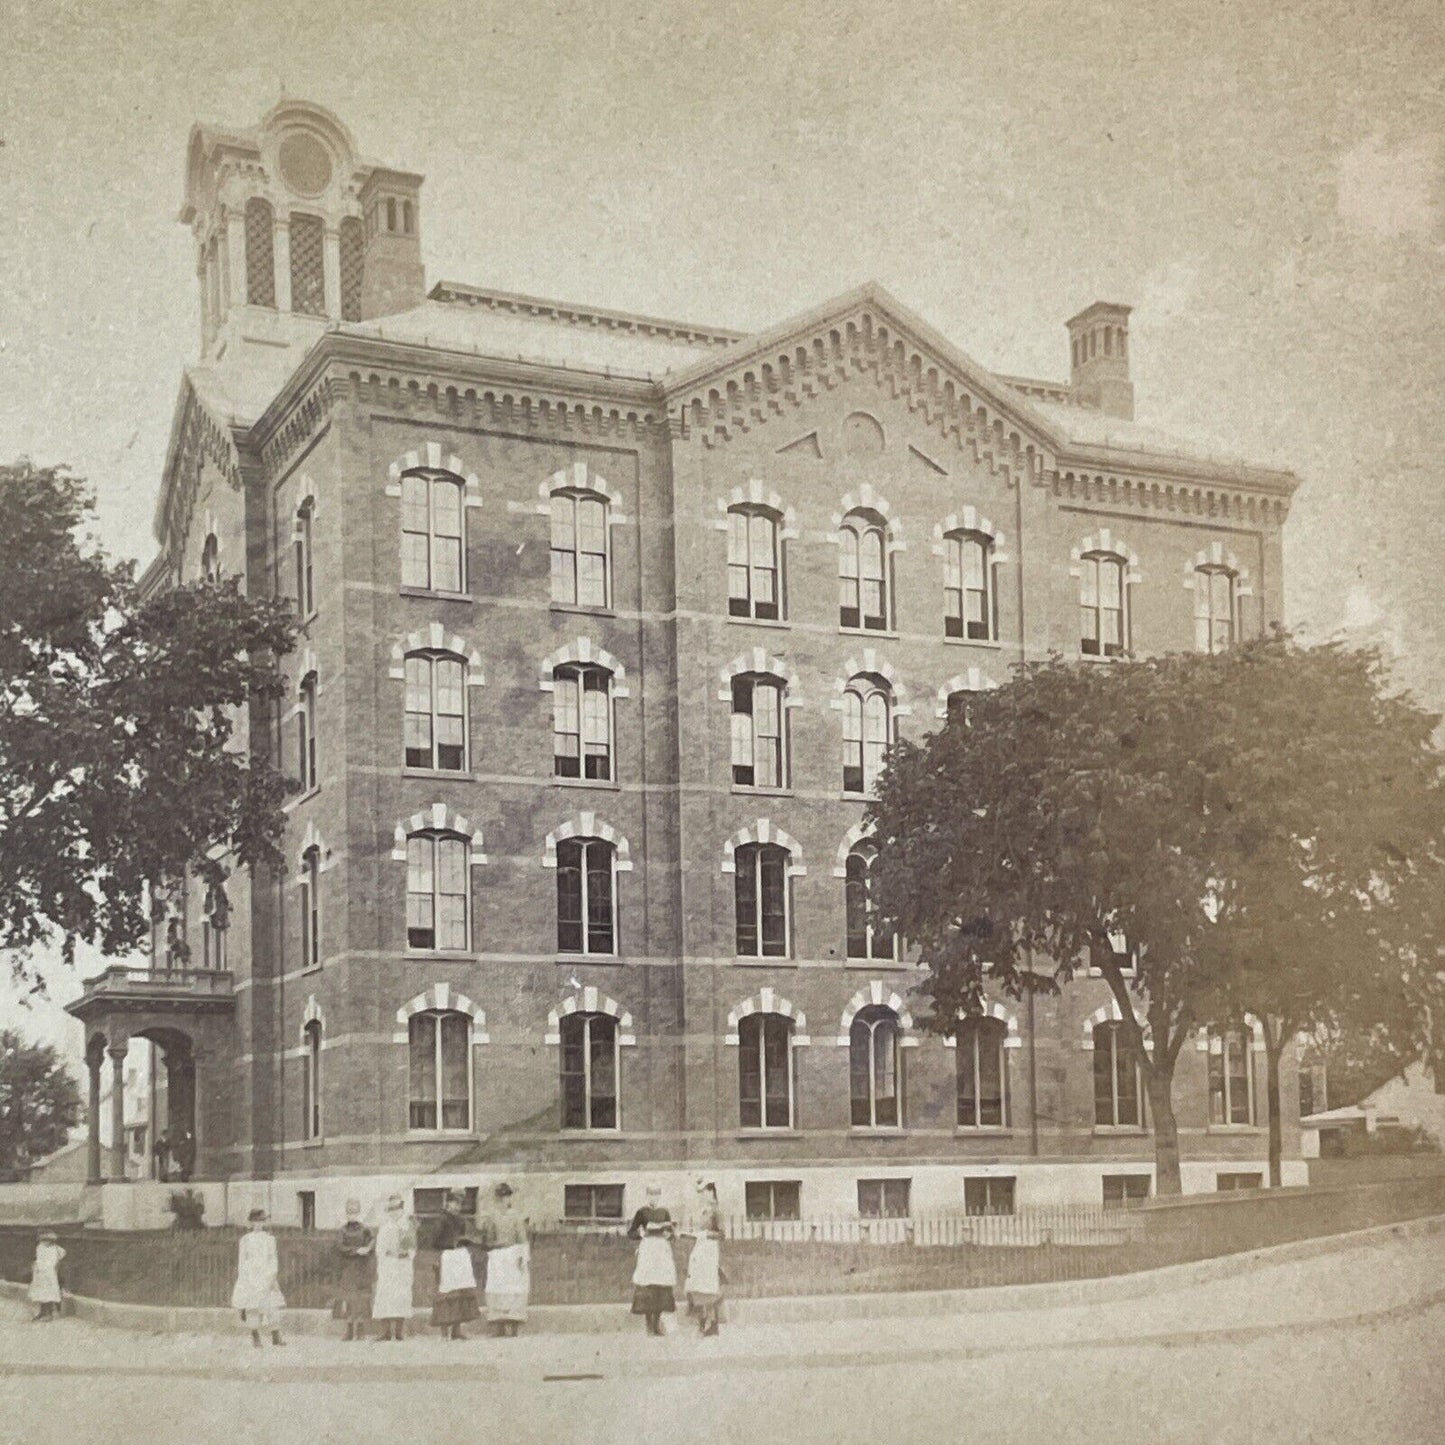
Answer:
xmin=107 ymin=1044 xmax=128 ymax=1182
xmin=191 ymin=1049 xmax=205 ymax=1181
xmin=86 ymin=1051 xmax=103 ymax=1185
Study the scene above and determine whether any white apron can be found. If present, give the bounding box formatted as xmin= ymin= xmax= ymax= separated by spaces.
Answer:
xmin=372 ymin=1218 xmax=416 ymax=1320
xmin=684 ymin=1235 xmax=720 ymax=1297
xmin=632 ymin=1234 xmax=677 ymax=1289
xmin=485 ymin=1242 xmax=530 ymax=1321
xmin=437 ymin=1245 xmax=476 ymax=1293
xmin=28 ymin=1244 xmax=64 ymax=1304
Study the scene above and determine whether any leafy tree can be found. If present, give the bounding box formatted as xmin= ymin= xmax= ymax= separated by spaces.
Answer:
xmin=0 ymin=462 xmax=298 ymax=983
xmin=0 ymin=1030 xmax=82 ymax=1175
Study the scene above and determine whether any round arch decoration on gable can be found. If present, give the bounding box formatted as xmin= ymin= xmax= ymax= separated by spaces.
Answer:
xmin=711 ymin=478 xmax=800 ymax=541
xmin=542 ymin=813 xmax=634 ymax=871
xmin=391 ymin=981 xmax=489 ymax=1046
xmin=931 ymin=506 xmax=1010 ymax=563
xmin=942 ymin=1002 xmax=1023 ymax=1050
xmin=538 ymin=638 xmax=631 ymax=697
xmin=724 ymin=987 xmax=810 ymax=1046
xmin=934 ymin=666 xmax=999 ymax=719
xmin=1080 ymin=999 xmax=1151 ymax=1050
xmin=716 ymin=646 xmax=802 ymax=705
xmin=382 ymin=441 xmax=483 ymax=509
xmin=830 ymin=482 xmax=907 ymax=552
xmin=544 ymin=986 xmax=637 ymax=1047
xmin=835 ymin=981 xmax=919 ymax=1048
xmin=1069 ymin=527 xmax=1142 ymax=585
xmin=829 ymin=649 xmax=914 ymax=718
xmin=535 ymin=460 xmax=629 ymax=525
xmin=1183 ymin=541 xmax=1254 ymax=597
xmin=390 ymin=804 xmax=488 ymax=864
xmin=831 ymin=820 xmax=877 ymax=877
xmin=387 ymin=622 xmax=486 ymax=684
xmin=720 ymin=819 xmax=806 ymax=877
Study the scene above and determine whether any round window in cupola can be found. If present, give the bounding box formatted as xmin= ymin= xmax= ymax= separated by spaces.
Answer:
xmin=278 ymin=132 xmax=333 ymax=196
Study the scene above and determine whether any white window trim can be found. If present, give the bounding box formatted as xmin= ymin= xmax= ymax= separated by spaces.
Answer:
xmin=554 ymin=833 xmax=620 ymax=957
xmin=557 ymin=1010 xmax=624 ymax=1132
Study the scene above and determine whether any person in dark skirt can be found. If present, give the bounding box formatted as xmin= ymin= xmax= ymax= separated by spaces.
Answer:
xmin=627 ymin=1185 xmax=677 ymax=1335
xmin=331 ymin=1199 xmax=374 ymax=1340
xmin=430 ymin=1191 xmax=480 ymax=1340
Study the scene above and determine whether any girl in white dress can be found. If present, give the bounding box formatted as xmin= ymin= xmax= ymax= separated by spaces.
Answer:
xmin=231 ymin=1209 xmax=286 ymax=1347
xmin=28 ymin=1231 xmax=64 ymax=1322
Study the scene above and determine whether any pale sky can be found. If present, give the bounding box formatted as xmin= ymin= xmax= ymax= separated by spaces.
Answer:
xmin=2 ymin=0 xmax=1442 ymax=1056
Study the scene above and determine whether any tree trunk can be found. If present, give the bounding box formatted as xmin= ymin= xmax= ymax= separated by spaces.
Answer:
xmin=1146 ymin=1066 xmax=1183 ymax=1196
xmin=1263 ymin=1022 xmax=1286 ymax=1188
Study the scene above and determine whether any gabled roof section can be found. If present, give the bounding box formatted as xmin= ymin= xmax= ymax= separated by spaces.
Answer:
xmin=151 ymin=369 xmax=246 ymax=554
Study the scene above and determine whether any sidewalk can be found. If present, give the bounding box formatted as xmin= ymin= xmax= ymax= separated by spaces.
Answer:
xmin=2 ymin=1219 xmax=1442 ymax=1382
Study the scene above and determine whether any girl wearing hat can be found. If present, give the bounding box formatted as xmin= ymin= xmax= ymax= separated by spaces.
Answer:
xmin=684 ymin=1182 xmax=724 ymax=1337
xmin=371 ymin=1194 xmax=417 ymax=1341
xmin=626 ymin=1185 xmax=677 ymax=1336
xmin=28 ymin=1230 xmax=64 ymax=1322
xmin=476 ymin=1182 xmax=530 ymax=1336
xmin=331 ymin=1199 xmax=375 ymax=1341
xmin=231 ymin=1208 xmax=286 ymax=1347
xmin=429 ymin=1190 xmax=480 ymax=1340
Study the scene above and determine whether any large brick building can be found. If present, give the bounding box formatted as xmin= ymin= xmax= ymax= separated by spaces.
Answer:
xmin=69 ymin=100 xmax=1305 ymax=1228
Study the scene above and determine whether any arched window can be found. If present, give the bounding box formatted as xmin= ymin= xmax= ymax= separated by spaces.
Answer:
xmin=734 ymin=842 xmax=790 ymax=958
xmin=1093 ymin=1021 xmax=1143 ymax=1127
xmin=1194 ymin=566 xmax=1238 ymax=654
xmin=339 ymin=217 xmax=364 ymax=324
xmin=839 ymin=511 xmax=890 ymax=631
xmin=406 ymin=832 xmax=470 ymax=952
xmin=297 ymin=672 xmax=318 ymax=791
xmin=302 ymin=1019 xmax=322 ymax=1141
xmin=244 ymin=198 xmax=275 ymax=308
xmin=294 ymin=498 xmax=315 ymax=617
xmin=408 ymin=1010 xmax=471 ymax=1131
xmin=1209 ymin=1028 xmax=1257 ymax=1125
xmin=842 ymin=674 xmax=893 ymax=794
xmin=731 ymin=674 xmax=785 ymax=788
xmin=405 ymin=652 xmax=467 ymax=772
xmin=550 ymin=490 xmax=609 ymax=608
xmin=727 ymin=506 xmax=781 ymax=620
xmin=946 ymin=690 xmax=973 ymax=727
xmin=556 ymin=837 xmax=616 ymax=956
xmin=844 ymin=842 xmax=895 ymax=960
xmin=289 ymin=212 xmax=326 ymax=316
xmin=850 ymin=1006 xmax=901 ymax=1127
xmin=944 ymin=531 xmax=997 ymax=641
xmin=401 ymin=471 xmax=465 ymax=594
xmin=956 ymin=1017 xmax=1008 ymax=1127
xmin=560 ymin=1012 xmax=619 ymax=1130
xmin=299 ymin=845 xmax=321 ymax=971
xmin=200 ymin=533 xmax=220 ymax=585
xmin=553 ymin=665 xmax=613 ymax=781
xmin=739 ymin=1013 xmax=794 ymax=1129
xmin=1080 ymin=552 xmax=1129 ymax=657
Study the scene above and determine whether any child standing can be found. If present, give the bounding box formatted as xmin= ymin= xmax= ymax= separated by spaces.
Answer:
xmin=29 ymin=1230 xmax=64 ymax=1322
xmin=231 ymin=1207 xmax=286 ymax=1347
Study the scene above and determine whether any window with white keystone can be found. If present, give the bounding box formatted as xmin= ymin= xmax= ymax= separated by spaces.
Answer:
xmin=405 ymin=652 xmax=468 ymax=772
xmin=401 ymin=471 xmax=466 ymax=594
xmin=550 ymin=489 xmax=610 ymax=609
xmin=1080 ymin=552 xmax=1130 ymax=657
xmin=406 ymin=832 xmax=471 ymax=952
xmin=842 ymin=674 xmax=893 ymax=795
xmin=556 ymin=837 xmax=617 ymax=955
xmin=734 ymin=842 xmax=790 ymax=958
xmin=731 ymin=674 xmax=786 ymax=789
xmin=297 ymin=672 xmax=318 ymax=791
xmin=553 ymin=665 xmax=614 ymax=781
xmin=1208 ymin=1028 xmax=1257 ymax=1125
xmin=1194 ymin=566 xmax=1239 ymax=654
xmin=299 ymin=845 xmax=321 ymax=971
xmin=739 ymin=1013 xmax=794 ymax=1129
xmin=727 ymin=505 xmax=782 ymax=620
xmin=844 ymin=842 xmax=895 ymax=960
xmin=1093 ymin=1021 xmax=1144 ymax=1127
xmin=294 ymin=498 xmax=315 ymax=618
xmin=408 ymin=1010 xmax=471 ymax=1131
xmin=944 ymin=530 xmax=998 ymax=641
xmin=850 ymin=1006 xmax=902 ymax=1127
xmin=839 ymin=511 xmax=891 ymax=631
xmin=302 ymin=1019 xmax=322 ymax=1141
xmin=956 ymin=1017 xmax=1008 ymax=1128
xmin=560 ymin=1013 xmax=620 ymax=1130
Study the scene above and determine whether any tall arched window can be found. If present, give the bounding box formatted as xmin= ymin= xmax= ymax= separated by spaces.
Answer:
xmin=1080 ymin=552 xmax=1128 ymax=657
xmin=842 ymin=674 xmax=893 ymax=794
xmin=739 ymin=1013 xmax=794 ymax=1129
xmin=1093 ymin=1021 xmax=1143 ymax=1127
xmin=200 ymin=534 xmax=220 ymax=585
xmin=550 ymin=490 xmax=609 ymax=608
xmin=401 ymin=471 xmax=465 ymax=594
xmin=839 ymin=511 xmax=890 ymax=631
xmin=850 ymin=1006 xmax=901 ymax=1127
xmin=556 ymin=837 xmax=616 ymax=955
xmin=844 ymin=842 xmax=895 ymax=960
xmin=734 ymin=842 xmax=790 ymax=958
xmin=406 ymin=832 xmax=470 ymax=952
xmin=560 ymin=1012 xmax=619 ymax=1130
xmin=289 ymin=212 xmax=326 ymax=316
xmin=339 ymin=217 xmax=364 ymax=323
xmin=299 ymin=845 xmax=321 ymax=971
xmin=1195 ymin=566 xmax=1238 ymax=654
xmin=405 ymin=652 xmax=467 ymax=772
xmin=553 ymin=665 xmax=613 ymax=781
xmin=727 ymin=506 xmax=781 ymax=620
xmin=244 ymin=198 xmax=275 ymax=308
xmin=956 ymin=1016 xmax=1008 ymax=1127
xmin=1209 ymin=1028 xmax=1257 ymax=1125
xmin=302 ymin=1019 xmax=322 ymax=1141
xmin=294 ymin=499 xmax=315 ymax=617
xmin=297 ymin=672 xmax=318 ymax=791
xmin=408 ymin=1010 xmax=471 ymax=1131
xmin=731 ymin=674 xmax=785 ymax=788
xmin=944 ymin=531 xmax=997 ymax=641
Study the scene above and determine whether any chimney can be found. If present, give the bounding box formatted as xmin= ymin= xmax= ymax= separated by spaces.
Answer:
xmin=358 ymin=169 xmax=426 ymax=320
xmin=1066 ymin=302 xmax=1134 ymax=420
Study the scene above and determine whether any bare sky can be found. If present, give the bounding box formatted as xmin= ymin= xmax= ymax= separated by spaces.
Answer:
xmin=2 ymin=0 xmax=1442 ymax=1049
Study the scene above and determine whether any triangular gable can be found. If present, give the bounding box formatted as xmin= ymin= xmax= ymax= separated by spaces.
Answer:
xmin=151 ymin=370 xmax=247 ymax=563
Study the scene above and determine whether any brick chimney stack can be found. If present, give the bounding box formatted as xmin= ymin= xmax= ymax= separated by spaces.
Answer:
xmin=1067 ymin=302 xmax=1134 ymax=420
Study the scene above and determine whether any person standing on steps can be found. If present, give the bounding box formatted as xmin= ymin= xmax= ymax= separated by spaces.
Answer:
xmin=477 ymin=1181 xmax=530 ymax=1337
xmin=231 ymin=1208 xmax=286 ymax=1347
xmin=331 ymin=1199 xmax=374 ymax=1341
xmin=151 ymin=1129 xmax=170 ymax=1183
xmin=372 ymin=1194 xmax=417 ymax=1341
xmin=28 ymin=1230 xmax=65 ymax=1322
xmin=430 ymin=1190 xmax=480 ymax=1341
xmin=684 ymin=1181 xmax=724 ymax=1337
xmin=627 ymin=1184 xmax=677 ymax=1336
